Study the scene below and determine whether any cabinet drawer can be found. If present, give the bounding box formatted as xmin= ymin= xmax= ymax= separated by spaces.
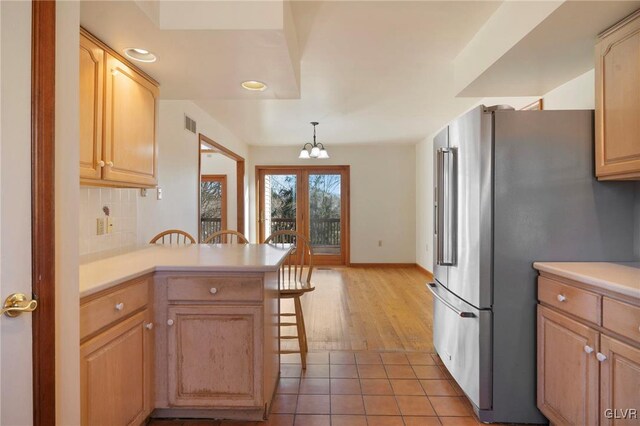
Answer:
xmin=167 ymin=276 xmax=262 ymax=303
xmin=538 ymin=276 xmax=601 ymax=324
xmin=80 ymin=277 xmax=150 ymax=339
xmin=603 ymin=297 xmax=640 ymax=343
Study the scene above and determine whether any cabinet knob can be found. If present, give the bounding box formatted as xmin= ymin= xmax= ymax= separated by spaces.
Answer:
xmin=210 ymin=287 xmax=218 ymax=295
xmin=98 ymin=160 xmax=105 ymax=167
xmin=114 ymin=302 xmax=124 ymax=311
xmin=584 ymin=345 xmax=594 ymax=354
xmin=596 ymin=352 xmax=607 ymax=362
xmin=107 ymin=161 xmax=114 ymax=167
xmin=167 ymin=319 xmax=174 ymax=326
xmin=557 ymin=294 xmax=566 ymax=302
xmin=145 ymin=322 xmax=154 ymax=330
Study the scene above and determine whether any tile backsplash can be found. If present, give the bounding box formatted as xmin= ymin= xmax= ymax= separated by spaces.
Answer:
xmin=79 ymin=187 xmax=138 ymax=256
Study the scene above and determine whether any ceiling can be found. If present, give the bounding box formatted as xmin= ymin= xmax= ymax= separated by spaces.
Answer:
xmin=80 ymin=1 xmax=639 ymax=147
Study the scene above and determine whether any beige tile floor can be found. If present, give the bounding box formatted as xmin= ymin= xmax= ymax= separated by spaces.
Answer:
xmin=148 ymin=351 xmax=486 ymax=426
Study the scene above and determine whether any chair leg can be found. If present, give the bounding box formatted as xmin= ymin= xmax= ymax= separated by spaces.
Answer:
xmin=294 ymin=296 xmax=307 ymax=369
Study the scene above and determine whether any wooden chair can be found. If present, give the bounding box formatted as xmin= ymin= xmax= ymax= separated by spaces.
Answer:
xmin=203 ymin=230 xmax=249 ymax=244
xmin=149 ymin=229 xmax=196 ymax=245
xmin=264 ymin=230 xmax=315 ymax=368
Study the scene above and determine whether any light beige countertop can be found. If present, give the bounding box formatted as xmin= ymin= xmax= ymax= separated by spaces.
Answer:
xmin=533 ymin=261 xmax=640 ymax=299
xmin=80 ymin=244 xmax=291 ymax=298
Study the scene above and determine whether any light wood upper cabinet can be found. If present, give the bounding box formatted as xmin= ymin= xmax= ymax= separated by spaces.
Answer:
xmin=595 ymin=10 xmax=640 ymax=180
xmin=79 ymin=34 xmax=104 ymax=180
xmin=537 ymin=305 xmax=599 ymax=425
xmin=79 ymin=29 xmax=159 ymax=188
xmin=599 ymin=335 xmax=640 ymax=425
xmin=103 ymin=53 xmax=159 ymax=186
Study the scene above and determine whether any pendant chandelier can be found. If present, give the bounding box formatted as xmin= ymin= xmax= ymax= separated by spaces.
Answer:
xmin=299 ymin=121 xmax=329 ymax=159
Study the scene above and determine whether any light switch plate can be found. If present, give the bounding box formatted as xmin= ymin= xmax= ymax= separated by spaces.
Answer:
xmin=96 ymin=218 xmax=105 ymax=235
xmin=106 ymin=217 xmax=113 ymax=234
xmin=157 ymin=187 xmax=163 ymax=200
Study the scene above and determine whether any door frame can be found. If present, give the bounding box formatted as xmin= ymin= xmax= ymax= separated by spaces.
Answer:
xmin=31 ymin=0 xmax=56 ymax=423
xmin=198 ymin=134 xmax=245 ymax=238
xmin=256 ymin=165 xmax=350 ymax=266
xmin=200 ymin=174 xmax=228 ymax=238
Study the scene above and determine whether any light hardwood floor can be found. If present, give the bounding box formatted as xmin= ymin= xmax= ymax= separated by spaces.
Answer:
xmin=281 ymin=266 xmax=434 ymax=353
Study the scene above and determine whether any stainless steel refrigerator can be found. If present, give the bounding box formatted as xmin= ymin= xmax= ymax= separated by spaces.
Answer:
xmin=429 ymin=106 xmax=636 ymax=423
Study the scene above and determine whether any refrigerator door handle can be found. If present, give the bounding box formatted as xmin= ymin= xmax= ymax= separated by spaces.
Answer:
xmin=436 ymin=148 xmax=444 ymax=265
xmin=427 ymin=283 xmax=475 ymax=318
xmin=440 ymin=147 xmax=457 ymax=266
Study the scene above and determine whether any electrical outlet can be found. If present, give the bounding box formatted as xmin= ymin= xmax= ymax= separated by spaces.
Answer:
xmin=106 ymin=217 xmax=113 ymax=234
xmin=378 ymin=240 xmax=383 ymax=247
xmin=140 ymin=188 xmax=147 ymax=197
xmin=96 ymin=218 xmax=105 ymax=235
xmin=157 ymin=187 xmax=163 ymax=200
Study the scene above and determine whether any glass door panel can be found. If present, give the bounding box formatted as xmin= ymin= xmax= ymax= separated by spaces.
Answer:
xmin=200 ymin=175 xmax=226 ymax=242
xmin=308 ymin=174 xmax=341 ymax=256
xmin=259 ymin=171 xmax=300 ymax=243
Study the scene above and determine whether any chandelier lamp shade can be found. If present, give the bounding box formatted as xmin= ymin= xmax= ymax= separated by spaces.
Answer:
xmin=299 ymin=122 xmax=329 ymax=159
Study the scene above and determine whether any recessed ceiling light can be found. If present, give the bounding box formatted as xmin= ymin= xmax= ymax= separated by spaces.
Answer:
xmin=123 ymin=47 xmax=157 ymax=63
xmin=241 ymin=80 xmax=267 ymax=91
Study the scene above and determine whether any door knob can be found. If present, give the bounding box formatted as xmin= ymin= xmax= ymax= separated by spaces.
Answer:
xmin=1 ymin=293 xmax=37 ymax=318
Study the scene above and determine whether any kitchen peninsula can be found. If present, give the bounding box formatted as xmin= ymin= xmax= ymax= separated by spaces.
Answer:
xmin=79 ymin=244 xmax=291 ymax=425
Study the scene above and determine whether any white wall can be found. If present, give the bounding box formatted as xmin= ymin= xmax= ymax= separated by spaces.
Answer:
xmin=56 ymin=2 xmax=81 ymax=424
xmin=415 ymin=69 xmax=600 ymax=272
xmin=248 ymin=144 xmax=416 ymax=263
xmin=543 ymin=69 xmax=595 ymax=110
xmin=1 ymin=2 xmax=34 ymax=423
xmin=201 ymin=152 xmax=238 ymax=231
xmin=138 ymin=100 xmax=248 ymax=243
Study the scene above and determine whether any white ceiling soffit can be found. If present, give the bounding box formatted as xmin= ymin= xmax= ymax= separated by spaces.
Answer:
xmin=81 ymin=1 xmax=300 ymax=99
xmin=135 ymin=0 xmax=287 ymax=30
xmin=196 ymin=1 xmax=502 ymax=146
xmin=455 ymin=0 xmax=640 ymax=97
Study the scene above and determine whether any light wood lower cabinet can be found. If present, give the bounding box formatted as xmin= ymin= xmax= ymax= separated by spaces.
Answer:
xmin=537 ymin=305 xmax=599 ymax=425
xmin=154 ymin=272 xmax=280 ymax=420
xmin=80 ymin=276 xmax=154 ymax=426
xmin=600 ymin=335 xmax=640 ymax=425
xmin=81 ymin=309 xmax=154 ymax=426
xmin=537 ymin=273 xmax=640 ymax=426
xmin=167 ymin=305 xmax=262 ymax=407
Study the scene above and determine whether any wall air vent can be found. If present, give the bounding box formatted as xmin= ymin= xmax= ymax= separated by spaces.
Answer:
xmin=185 ymin=115 xmax=197 ymax=134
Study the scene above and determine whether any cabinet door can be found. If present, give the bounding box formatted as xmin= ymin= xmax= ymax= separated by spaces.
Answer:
xmin=79 ymin=34 xmax=104 ymax=180
xmin=81 ymin=310 xmax=154 ymax=426
xmin=537 ymin=305 xmax=599 ymax=425
xmin=103 ymin=53 xmax=158 ymax=186
xmin=595 ymin=12 xmax=640 ymax=180
xmin=600 ymin=335 xmax=640 ymax=425
xmin=167 ymin=305 xmax=262 ymax=408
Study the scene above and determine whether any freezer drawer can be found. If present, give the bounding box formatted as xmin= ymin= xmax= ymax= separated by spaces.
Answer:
xmin=429 ymin=282 xmax=492 ymax=410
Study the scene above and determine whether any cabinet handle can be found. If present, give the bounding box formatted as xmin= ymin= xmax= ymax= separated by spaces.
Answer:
xmin=145 ymin=322 xmax=154 ymax=330
xmin=596 ymin=352 xmax=607 ymax=362
xmin=98 ymin=160 xmax=105 ymax=167
xmin=107 ymin=161 xmax=114 ymax=167
xmin=210 ymin=287 xmax=218 ymax=295
xmin=557 ymin=294 xmax=566 ymax=302
xmin=584 ymin=345 xmax=594 ymax=354
xmin=167 ymin=319 xmax=174 ymax=326
xmin=114 ymin=302 xmax=124 ymax=311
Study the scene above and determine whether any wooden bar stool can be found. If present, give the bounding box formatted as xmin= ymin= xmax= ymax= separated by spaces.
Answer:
xmin=150 ymin=229 xmax=196 ymax=245
xmin=264 ymin=230 xmax=315 ymax=369
xmin=204 ymin=230 xmax=249 ymax=244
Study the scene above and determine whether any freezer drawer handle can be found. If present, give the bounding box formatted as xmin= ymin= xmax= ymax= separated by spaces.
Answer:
xmin=426 ymin=283 xmax=475 ymax=318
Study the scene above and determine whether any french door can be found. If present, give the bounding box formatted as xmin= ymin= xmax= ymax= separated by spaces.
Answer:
xmin=257 ymin=166 xmax=350 ymax=265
